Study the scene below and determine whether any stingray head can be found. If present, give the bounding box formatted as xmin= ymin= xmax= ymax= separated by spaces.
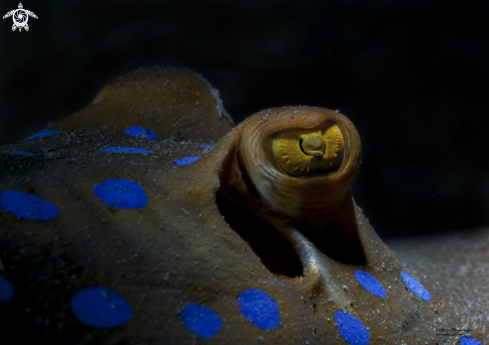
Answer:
xmin=0 ymin=68 xmax=450 ymax=344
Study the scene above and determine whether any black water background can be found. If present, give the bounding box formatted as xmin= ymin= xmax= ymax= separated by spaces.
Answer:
xmin=0 ymin=0 xmax=488 ymax=238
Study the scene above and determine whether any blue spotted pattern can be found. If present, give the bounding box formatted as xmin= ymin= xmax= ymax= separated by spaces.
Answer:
xmin=100 ymin=147 xmax=153 ymax=154
xmin=9 ymin=151 xmax=38 ymax=157
xmin=93 ymin=178 xmax=148 ymax=209
xmin=0 ymin=190 xmax=58 ymax=221
xmin=181 ymin=303 xmax=222 ymax=339
xmin=0 ymin=275 xmax=15 ymax=301
xmin=237 ymin=288 xmax=280 ymax=331
xmin=70 ymin=287 xmax=133 ymax=328
xmin=334 ymin=310 xmax=370 ymax=345
xmin=400 ymin=271 xmax=432 ymax=301
xmin=198 ymin=144 xmax=213 ymax=150
xmin=354 ymin=270 xmax=387 ymax=299
xmin=460 ymin=337 xmax=483 ymax=345
xmin=175 ymin=156 xmax=200 ymax=166
xmin=25 ymin=130 xmax=60 ymax=140
xmin=123 ymin=126 xmax=158 ymax=141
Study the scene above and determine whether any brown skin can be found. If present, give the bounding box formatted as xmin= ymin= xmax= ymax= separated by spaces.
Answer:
xmin=218 ymin=108 xmax=365 ymax=266
xmin=388 ymin=230 xmax=489 ymax=343
xmin=0 ymin=67 xmax=484 ymax=344
xmin=55 ymin=67 xmax=234 ymax=143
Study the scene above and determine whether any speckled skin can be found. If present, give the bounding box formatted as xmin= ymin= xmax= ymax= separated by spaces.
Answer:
xmin=0 ymin=68 xmax=486 ymax=344
xmin=389 ymin=229 xmax=489 ymax=343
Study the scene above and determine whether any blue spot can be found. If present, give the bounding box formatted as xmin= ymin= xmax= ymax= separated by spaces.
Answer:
xmin=123 ymin=126 xmax=158 ymax=141
xmin=181 ymin=303 xmax=222 ymax=339
xmin=9 ymin=151 xmax=38 ymax=157
xmin=354 ymin=270 xmax=387 ymax=299
xmin=237 ymin=288 xmax=280 ymax=330
xmin=25 ymin=130 xmax=60 ymax=140
xmin=198 ymin=144 xmax=213 ymax=150
xmin=0 ymin=275 xmax=15 ymax=301
xmin=70 ymin=287 xmax=133 ymax=329
xmin=460 ymin=337 xmax=483 ymax=345
xmin=93 ymin=178 xmax=148 ymax=209
xmin=175 ymin=157 xmax=200 ymax=166
xmin=100 ymin=147 xmax=153 ymax=154
xmin=400 ymin=271 xmax=432 ymax=302
xmin=0 ymin=190 xmax=58 ymax=221
xmin=334 ymin=310 xmax=370 ymax=345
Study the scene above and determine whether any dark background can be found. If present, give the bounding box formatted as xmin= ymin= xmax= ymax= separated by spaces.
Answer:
xmin=1 ymin=0 xmax=488 ymax=238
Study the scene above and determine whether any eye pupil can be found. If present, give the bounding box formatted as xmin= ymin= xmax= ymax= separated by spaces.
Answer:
xmin=299 ymin=132 xmax=325 ymax=157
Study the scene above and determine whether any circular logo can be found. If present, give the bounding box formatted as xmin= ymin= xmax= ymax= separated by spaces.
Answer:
xmin=12 ymin=9 xmax=28 ymax=27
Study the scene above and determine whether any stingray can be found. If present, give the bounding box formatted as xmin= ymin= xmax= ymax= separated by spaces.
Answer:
xmin=0 ymin=67 xmax=487 ymax=345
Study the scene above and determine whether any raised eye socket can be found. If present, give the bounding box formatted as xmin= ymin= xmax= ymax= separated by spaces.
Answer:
xmin=271 ymin=124 xmax=345 ymax=177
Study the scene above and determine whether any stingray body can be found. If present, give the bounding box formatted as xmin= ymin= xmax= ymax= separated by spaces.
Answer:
xmin=0 ymin=68 xmax=487 ymax=344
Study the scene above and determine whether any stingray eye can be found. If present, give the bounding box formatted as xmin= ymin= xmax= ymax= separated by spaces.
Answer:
xmin=271 ymin=124 xmax=345 ymax=177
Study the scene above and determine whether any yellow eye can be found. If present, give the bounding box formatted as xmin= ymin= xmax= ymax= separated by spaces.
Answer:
xmin=271 ymin=124 xmax=345 ymax=177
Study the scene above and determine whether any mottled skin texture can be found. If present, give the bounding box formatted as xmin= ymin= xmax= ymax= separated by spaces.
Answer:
xmin=389 ymin=230 xmax=489 ymax=343
xmin=0 ymin=68 xmax=486 ymax=344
